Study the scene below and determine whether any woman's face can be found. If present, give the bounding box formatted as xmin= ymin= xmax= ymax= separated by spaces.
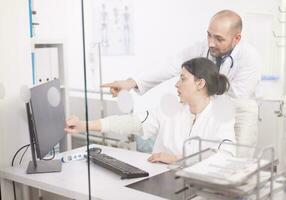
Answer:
xmin=175 ymin=67 xmax=200 ymax=103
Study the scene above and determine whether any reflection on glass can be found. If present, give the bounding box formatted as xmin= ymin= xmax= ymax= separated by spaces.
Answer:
xmin=160 ymin=93 xmax=182 ymax=117
xmin=0 ymin=82 xmax=5 ymax=99
xmin=20 ymin=85 xmax=31 ymax=103
xmin=116 ymin=90 xmax=133 ymax=113
xmin=47 ymin=86 xmax=61 ymax=107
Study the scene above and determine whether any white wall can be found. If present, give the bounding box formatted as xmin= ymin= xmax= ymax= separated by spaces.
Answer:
xmin=96 ymin=0 xmax=278 ymax=80
xmin=33 ymin=0 xmax=84 ymax=90
xmin=0 ymin=1 xmax=32 ymax=168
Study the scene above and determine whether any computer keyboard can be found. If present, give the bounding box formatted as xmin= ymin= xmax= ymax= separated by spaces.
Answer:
xmin=88 ymin=153 xmax=149 ymax=179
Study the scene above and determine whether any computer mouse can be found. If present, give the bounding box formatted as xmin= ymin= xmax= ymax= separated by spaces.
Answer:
xmin=87 ymin=147 xmax=102 ymax=156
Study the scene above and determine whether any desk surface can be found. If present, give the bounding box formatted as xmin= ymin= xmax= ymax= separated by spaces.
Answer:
xmin=0 ymin=144 xmax=169 ymax=200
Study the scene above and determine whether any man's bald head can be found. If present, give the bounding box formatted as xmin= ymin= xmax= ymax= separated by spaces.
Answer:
xmin=211 ymin=10 xmax=242 ymax=35
xmin=207 ymin=10 xmax=242 ymax=57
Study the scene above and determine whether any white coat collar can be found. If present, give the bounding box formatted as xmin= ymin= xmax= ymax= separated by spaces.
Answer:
xmin=189 ymin=100 xmax=212 ymax=127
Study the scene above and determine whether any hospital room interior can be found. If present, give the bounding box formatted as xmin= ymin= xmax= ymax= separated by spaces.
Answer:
xmin=1 ymin=0 xmax=286 ymax=199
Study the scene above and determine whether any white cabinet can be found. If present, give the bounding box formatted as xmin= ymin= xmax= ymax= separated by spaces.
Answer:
xmin=257 ymin=99 xmax=286 ymax=171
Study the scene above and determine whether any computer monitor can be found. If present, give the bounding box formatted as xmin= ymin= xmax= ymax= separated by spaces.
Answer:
xmin=26 ymin=79 xmax=65 ymax=174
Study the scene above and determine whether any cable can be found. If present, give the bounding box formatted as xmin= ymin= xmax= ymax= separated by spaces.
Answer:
xmin=42 ymin=148 xmax=55 ymax=161
xmin=218 ymin=139 xmax=232 ymax=150
xmin=11 ymin=144 xmax=57 ymax=199
xmin=141 ymin=111 xmax=149 ymax=124
xmin=12 ymin=182 xmax=16 ymax=200
xmin=19 ymin=145 xmax=29 ymax=165
xmin=11 ymin=144 xmax=56 ymax=200
xmin=11 ymin=144 xmax=30 ymax=167
xmin=11 ymin=144 xmax=30 ymax=200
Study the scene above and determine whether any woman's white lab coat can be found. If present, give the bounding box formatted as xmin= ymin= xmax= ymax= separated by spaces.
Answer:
xmin=100 ymin=98 xmax=236 ymax=156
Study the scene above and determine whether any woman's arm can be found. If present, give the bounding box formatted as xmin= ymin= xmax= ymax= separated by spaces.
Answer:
xmin=65 ymin=116 xmax=101 ymax=134
xmin=65 ymin=114 xmax=143 ymax=135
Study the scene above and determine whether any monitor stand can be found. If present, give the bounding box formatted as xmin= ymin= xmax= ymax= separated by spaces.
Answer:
xmin=26 ymin=159 xmax=62 ymax=174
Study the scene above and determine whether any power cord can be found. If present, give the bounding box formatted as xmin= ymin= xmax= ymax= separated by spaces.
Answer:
xmin=11 ymin=144 xmax=30 ymax=200
xmin=11 ymin=145 xmax=55 ymax=200
xmin=19 ymin=145 xmax=29 ymax=165
xmin=11 ymin=144 xmax=30 ymax=167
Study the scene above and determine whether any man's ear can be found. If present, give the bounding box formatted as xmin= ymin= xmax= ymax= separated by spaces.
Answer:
xmin=233 ymin=33 xmax=241 ymax=46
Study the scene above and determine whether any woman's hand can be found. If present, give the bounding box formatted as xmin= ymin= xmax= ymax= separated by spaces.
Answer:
xmin=147 ymin=152 xmax=178 ymax=164
xmin=64 ymin=116 xmax=85 ymax=134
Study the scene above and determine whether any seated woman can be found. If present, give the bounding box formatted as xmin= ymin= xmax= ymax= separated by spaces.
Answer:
xmin=65 ymin=57 xmax=236 ymax=164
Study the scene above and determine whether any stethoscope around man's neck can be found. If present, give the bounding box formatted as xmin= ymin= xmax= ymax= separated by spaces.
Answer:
xmin=206 ymin=48 xmax=234 ymax=71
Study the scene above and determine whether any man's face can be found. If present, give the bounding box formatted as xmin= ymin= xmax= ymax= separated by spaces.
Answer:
xmin=207 ymin=18 xmax=241 ymax=58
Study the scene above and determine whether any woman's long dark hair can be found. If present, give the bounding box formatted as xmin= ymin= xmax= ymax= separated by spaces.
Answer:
xmin=182 ymin=57 xmax=229 ymax=96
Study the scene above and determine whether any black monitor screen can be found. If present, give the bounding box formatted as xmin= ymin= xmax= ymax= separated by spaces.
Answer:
xmin=30 ymin=79 xmax=65 ymax=159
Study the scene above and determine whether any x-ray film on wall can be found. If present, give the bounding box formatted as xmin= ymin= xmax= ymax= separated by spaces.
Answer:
xmin=90 ymin=0 xmax=134 ymax=56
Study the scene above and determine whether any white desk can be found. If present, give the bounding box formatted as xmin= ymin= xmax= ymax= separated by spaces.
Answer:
xmin=2 ymin=145 xmax=285 ymax=200
xmin=0 ymin=144 xmax=169 ymax=200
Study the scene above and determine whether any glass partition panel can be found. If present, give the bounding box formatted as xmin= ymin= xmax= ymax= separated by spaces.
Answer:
xmin=26 ymin=0 xmax=286 ymax=199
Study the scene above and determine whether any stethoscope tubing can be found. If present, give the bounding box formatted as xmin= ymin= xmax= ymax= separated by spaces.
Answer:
xmin=206 ymin=48 xmax=234 ymax=70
